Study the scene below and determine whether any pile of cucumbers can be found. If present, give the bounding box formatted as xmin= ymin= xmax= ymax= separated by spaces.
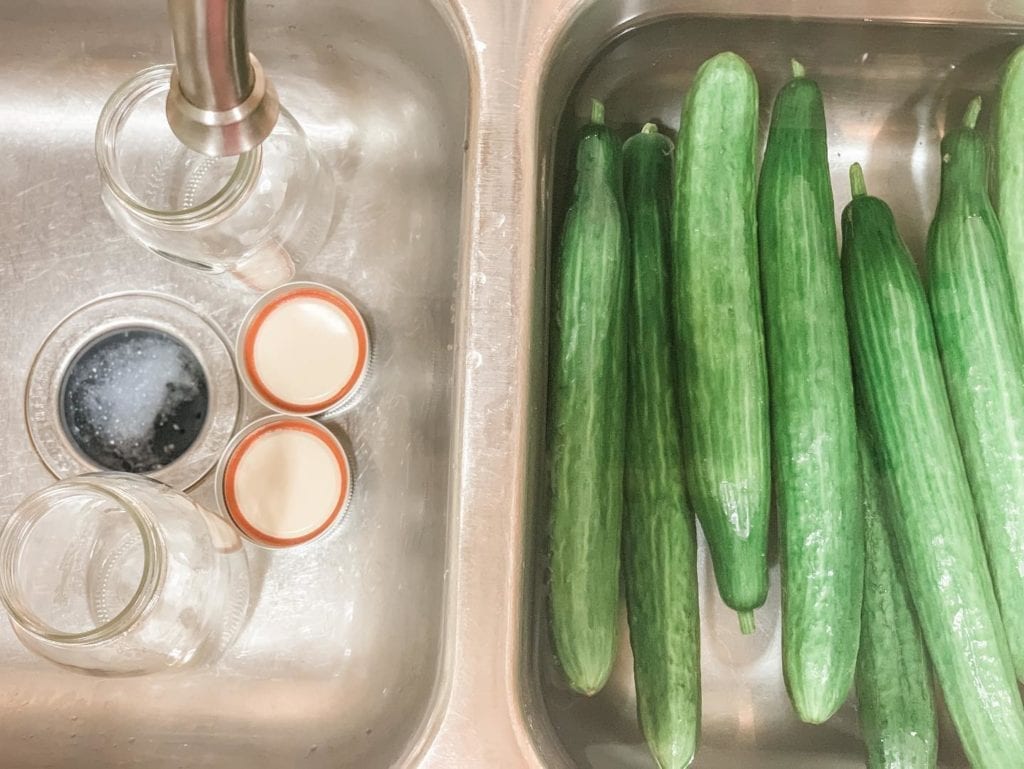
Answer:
xmin=547 ymin=45 xmax=1024 ymax=769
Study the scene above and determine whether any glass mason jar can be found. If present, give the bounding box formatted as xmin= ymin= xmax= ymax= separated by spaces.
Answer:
xmin=0 ymin=473 xmax=251 ymax=675
xmin=95 ymin=64 xmax=335 ymax=290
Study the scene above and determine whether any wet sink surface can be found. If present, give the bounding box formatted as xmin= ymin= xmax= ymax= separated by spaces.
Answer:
xmin=524 ymin=7 xmax=1022 ymax=769
xmin=0 ymin=1 xmax=467 ymax=767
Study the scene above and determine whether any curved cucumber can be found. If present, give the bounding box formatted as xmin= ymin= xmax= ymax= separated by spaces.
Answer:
xmin=856 ymin=432 xmax=937 ymax=769
xmin=757 ymin=60 xmax=861 ymax=723
xmin=927 ymin=97 xmax=1024 ymax=683
xmin=548 ymin=99 xmax=627 ymax=695
xmin=672 ymin=51 xmax=769 ymax=631
xmin=622 ymin=123 xmax=700 ymax=769
xmin=995 ymin=45 xmax=1024 ymax=331
xmin=841 ymin=163 xmax=1024 ymax=769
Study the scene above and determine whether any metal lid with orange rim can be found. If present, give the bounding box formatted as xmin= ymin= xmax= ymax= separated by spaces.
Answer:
xmin=215 ymin=416 xmax=352 ymax=548
xmin=237 ymin=282 xmax=370 ymax=417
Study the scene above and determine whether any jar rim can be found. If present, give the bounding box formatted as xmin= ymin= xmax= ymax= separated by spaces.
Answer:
xmin=94 ymin=64 xmax=262 ymax=228
xmin=0 ymin=474 xmax=165 ymax=645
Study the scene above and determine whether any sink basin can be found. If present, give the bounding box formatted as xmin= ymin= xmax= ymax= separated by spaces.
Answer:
xmin=0 ymin=1 xmax=468 ymax=767
xmin=521 ymin=3 xmax=1023 ymax=768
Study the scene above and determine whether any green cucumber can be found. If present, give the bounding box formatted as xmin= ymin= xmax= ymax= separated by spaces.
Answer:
xmin=622 ymin=123 xmax=700 ymax=769
xmin=927 ymin=97 xmax=1024 ymax=683
xmin=856 ymin=431 xmax=937 ymax=769
xmin=672 ymin=51 xmax=769 ymax=632
xmin=757 ymin=60 xmax=862 ymax=723
xmin=995 ymin=45 xmax=1024 ymax=333
xmin=548 ymin=99 xmax=627 ymax=695
xmin=841 ymin=162 xmax=1024 ymax=769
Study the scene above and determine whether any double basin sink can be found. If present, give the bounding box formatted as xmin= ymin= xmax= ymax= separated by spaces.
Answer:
xmin=0 ymin=0 xmax=1020 ymax=766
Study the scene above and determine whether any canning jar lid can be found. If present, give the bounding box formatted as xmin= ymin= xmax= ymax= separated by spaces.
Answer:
xmin=215 ymin=416 xmax=353 ymax=548
xmin=236 ymin=282 xmax=372 ymax=417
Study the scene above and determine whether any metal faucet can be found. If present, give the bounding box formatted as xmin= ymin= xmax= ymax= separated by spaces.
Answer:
xmin=164 ymin=0 xmax=280 ymax=157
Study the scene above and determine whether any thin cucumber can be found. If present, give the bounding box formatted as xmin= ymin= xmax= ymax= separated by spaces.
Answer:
xmin=842 ymin=162 xmax=1024 ymax=769
xmin=622 ymin=123 xmax=700 ymax=769
xmin=548 ymin=99 xmax=628 ymax=696
xmin=672 ymin=51 xmax=769 ymax=632
xmin=757 ymin=60 xmax=861 ymax=723
xmin=995 ymin=45 xmax=1024 ymax=333
xmin=926 ymin=96 xmax=1024 ymax=683
xmin=856 ymin=431 xmax=937 ymax=769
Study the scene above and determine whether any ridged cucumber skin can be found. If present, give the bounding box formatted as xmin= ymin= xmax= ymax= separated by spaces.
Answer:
xmin=671 ymin=52 xmax=769 ymax=628
xmin=757 ymin=62 xmax=862 ymax=723
xmin=548 ymin=101 xmax=628 ymax=695
xmin=842 ymin=164 xmax=1024 ymax=769
xmin=622 ymin=124 xmax=700 ymax=769
xmin=856 ymin=432 xmax=937 ymax=769
xmin=927 ymin=98 xmax=1024 ymax=684
xmin=995 ymin=45 xmax=1024 ymax=335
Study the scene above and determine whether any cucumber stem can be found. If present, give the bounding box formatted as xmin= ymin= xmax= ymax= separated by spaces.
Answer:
xmin=591 ymin=99 xmax=605 ymax=126
xmin=738 ymin=610 xmax=756 ymax=635
xmin=791 ymin=59 xmax=806 ymax=79
xmin=850 ymin=163 xmax=868 ymax=198
xmin=641 ymin=122 xmax=659 ymax=134
xmin=962 ymin=96 xmax=982 ymax=130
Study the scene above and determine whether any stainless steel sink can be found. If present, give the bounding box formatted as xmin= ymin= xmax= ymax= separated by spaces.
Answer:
xmin=519 ymin=2 xmax=1024 ymax=769
xmin=2 ymin=0 xmax=1024 ymax=768
xmin=0 ymin=1 xmax=467 ymax=767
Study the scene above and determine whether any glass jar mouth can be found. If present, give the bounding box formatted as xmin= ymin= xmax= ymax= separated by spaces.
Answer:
xmin=0 ymin=475 xmax=165 ymax=645
xmin=94 ymin=64 xmax=262 ymax=228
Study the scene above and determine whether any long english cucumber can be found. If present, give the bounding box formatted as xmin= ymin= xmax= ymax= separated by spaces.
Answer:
xmin=926 ymin=96 xmax=1024 ymax=683
xmin=995 ymin=45 xmax=1024 ymax=335
xmin=548 ymin=99 xmax=628 ymax=696
xmin=757 ymin=60 xmax=862 ymax=723
xmin=672 ymin=51 xmax=770 ymax=633
xmin=842 ymin=162 xmax=1024 ymax=769
xmin=622 ymin=123 xmax=700 ymax=769
xmin=856 ymin=431 xmax=937 ymax=769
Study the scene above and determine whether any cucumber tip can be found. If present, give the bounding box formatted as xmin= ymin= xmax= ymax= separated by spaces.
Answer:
xmin=738 ymin=610 xmax=756 ymax=635
xmin=963 ymin=96 xmax=982 ymax=130
xmin=850 ymin=163 xmax=868 ymax=197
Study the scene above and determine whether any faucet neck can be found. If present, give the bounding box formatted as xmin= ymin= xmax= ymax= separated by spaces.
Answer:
xmin=169 ymin=0 xmax=254 ymax=111
xmin=165 ymin=0 xmax=279 ymax=157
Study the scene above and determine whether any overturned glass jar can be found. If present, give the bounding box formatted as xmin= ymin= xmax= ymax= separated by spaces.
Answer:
xmin=0 ymin=473 xmax=251 ymax=675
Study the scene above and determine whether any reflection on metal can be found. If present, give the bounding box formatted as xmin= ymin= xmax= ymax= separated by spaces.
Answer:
xmin=165 ymin=0 xmax=280 ymax=155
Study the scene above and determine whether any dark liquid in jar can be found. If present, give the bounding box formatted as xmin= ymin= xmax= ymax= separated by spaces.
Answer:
xmin=60 ymin=327 xmax=209 ymax=474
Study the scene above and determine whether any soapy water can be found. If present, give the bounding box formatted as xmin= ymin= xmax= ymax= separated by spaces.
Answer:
xmin=60 ymin=327 xmax=209 ymax=474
